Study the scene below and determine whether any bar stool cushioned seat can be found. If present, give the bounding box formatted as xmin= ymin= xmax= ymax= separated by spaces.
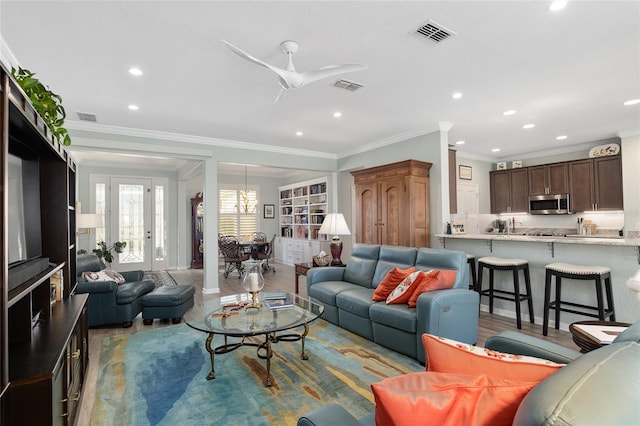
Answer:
xmin=477 ymin=256 xmax=534 ymax=329
xmin=543 ymin=262 xmax=615 ymax=336
xmin=142 ymin=284 xmax=195 ymax=325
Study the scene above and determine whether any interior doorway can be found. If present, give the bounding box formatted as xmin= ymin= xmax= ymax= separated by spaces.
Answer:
xmin=456 ymin=182 xmax=480 ymax=233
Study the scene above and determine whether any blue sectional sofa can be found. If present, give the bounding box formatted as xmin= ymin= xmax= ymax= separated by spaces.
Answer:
xmin=306 ymin=244 xmax=479 ymax=363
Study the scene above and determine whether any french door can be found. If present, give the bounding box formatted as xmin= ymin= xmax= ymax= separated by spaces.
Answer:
xmin=109 ymin=178 xmax=153 ymax=271
xmin=90 ymin=175 xmax=167 ymax=272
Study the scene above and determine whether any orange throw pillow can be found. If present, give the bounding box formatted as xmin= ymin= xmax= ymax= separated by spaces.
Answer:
xmin=372 ymin=266 xmax=416 ymax=301
xmin=372 ymin=371 xmax=537 ymax=426
xmin=421 ymin=333 xmax=564 ymax=382
xmin=386 ymin=271 xmax=424 ymax=304
xmin=407 ymin=270 xmax=457 ymax=308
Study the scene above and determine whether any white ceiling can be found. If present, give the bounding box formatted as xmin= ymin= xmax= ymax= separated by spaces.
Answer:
xmin=1 ymin=1 xmax=639 ymax=173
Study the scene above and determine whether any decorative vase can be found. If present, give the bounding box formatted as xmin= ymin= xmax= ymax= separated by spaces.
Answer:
xmin=242 ymin=260 xmax=265 ymax=309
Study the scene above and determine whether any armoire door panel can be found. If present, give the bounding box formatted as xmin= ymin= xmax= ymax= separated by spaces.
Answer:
xmin=381 ymin=179 xmax=404 ymax=245
xmin=356 ymin=183 xmax=377 ymax=244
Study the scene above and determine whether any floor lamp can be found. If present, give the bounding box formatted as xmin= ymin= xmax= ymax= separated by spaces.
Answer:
xmin=319 ymin=213 xmax=351 ymax=266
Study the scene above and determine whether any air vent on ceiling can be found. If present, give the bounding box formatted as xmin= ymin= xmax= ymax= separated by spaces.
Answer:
xmin=334 ymin=79 xmax=364 ymax=91
xmin=76 ymin=112 xmax=97 ymax=122
xmin=415 ymin=20 xmax=456 ymax=44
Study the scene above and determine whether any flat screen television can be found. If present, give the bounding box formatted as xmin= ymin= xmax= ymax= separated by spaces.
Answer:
xmin=7 ymin=137 xmax=47 ymax=292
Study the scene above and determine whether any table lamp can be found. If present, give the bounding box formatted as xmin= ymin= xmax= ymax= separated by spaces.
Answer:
xmin=319 ymin=213 xmax=351 ymax=265
xmin=77 ymin=213 xmax=103 ymax=235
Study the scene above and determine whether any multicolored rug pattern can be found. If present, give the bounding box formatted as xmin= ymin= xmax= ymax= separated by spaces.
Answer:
xmin=92 ymin=320 xmax=422 ymax=425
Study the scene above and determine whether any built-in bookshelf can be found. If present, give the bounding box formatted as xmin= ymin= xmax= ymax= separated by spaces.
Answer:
xmin=278 ymin=178 xmax=328 ymax=241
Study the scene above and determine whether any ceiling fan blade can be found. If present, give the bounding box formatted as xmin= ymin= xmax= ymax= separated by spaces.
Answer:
xmin=273 ymin=88 xmax=286 ymax=104
xmin=221 ymin=39 xmax=286 ymax=75
xmin=300 ymin=64 xmax=368 ymax=86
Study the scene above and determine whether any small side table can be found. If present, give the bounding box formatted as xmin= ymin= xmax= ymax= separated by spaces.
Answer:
xmin=569 ymin=320 xmax=631 ymax=353
xmin=294 ymin=262 xmax=345 ymax=294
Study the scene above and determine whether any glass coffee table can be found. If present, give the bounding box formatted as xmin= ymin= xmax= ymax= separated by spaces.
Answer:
xmin=184 ymin=292 xmax=324 ymax=387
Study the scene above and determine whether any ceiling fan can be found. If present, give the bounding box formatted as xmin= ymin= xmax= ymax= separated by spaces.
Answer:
xmin=222 ymin=39 xmax=368 ymax=102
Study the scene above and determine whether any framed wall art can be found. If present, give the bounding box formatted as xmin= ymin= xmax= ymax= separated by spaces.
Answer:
xmin=263 ymin=204 xmax=275 ymax=219
xmin=459 ymin=165 xmax=472 ymax=180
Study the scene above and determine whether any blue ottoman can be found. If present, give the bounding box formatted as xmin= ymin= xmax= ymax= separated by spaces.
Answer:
xmin=142 ymin=285 xmax=195 ymax=325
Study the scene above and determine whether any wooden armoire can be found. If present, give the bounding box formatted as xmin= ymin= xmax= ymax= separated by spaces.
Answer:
xmin=351 ymin=159 xmax=432 ymax=248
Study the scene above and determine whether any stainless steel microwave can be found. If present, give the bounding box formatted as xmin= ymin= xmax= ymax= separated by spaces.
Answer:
xmin=529 ymin=194 xmax=572 ymax=215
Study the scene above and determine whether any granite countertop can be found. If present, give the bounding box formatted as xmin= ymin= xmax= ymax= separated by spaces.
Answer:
xmin=435 ymin=233 xmax=640 ymax=247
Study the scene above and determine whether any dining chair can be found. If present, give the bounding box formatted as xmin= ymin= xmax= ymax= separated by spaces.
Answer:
xmin=218 ymin=235 xmax=249 ymax=278
xmin=256 ymin=234 xmax=276 ymax=273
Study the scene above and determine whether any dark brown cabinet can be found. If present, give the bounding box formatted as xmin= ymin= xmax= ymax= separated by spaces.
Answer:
xmin=191 ymin=193 xmax=204 ymax=269
xmin=0 ymin=64 xmax=87 ymax=425
xmin=528 ymin=163 xmax=568 ymax=195
xmin=352 ymin=160 xmax=432 ymax=248
xmin=569 ymin=156 xmax=623 ymax=212
xmin=490 ymin=168 xmax=529 ymax=213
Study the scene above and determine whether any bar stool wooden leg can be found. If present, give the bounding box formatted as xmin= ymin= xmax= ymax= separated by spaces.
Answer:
xmin=595 ymin=277 xmax=605 ymax=320
xmin=524 ymin=266 xmax=534 ymax=324
xmin=469 ymin=260 xmax=477 ymax=291
xmin=543 ymin=269 xmax=552 ymax=336
xmin=554 ymin=276 xmax=562 ymax=331
xmin=605 ymin=274 xmax=616 ymax=321
xmin=512 ymin=267 xmax=522 ymax=329
xmin=489 ymin=268 xmax=495 ymax=313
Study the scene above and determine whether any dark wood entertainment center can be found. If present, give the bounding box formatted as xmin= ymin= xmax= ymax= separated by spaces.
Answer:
xmin=1 ymin=65 xmax=88 ymax=425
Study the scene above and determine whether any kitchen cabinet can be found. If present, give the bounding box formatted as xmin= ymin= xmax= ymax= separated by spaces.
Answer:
xmin=528 ymin=163 xmax=568 ymax=195
xmin=569 ymin=156 xmax=623 ymax=212
xmin=351 ymin=159 xmax=432 ymax=248
xmin=490 ymin=168 xmax=529 ymax=213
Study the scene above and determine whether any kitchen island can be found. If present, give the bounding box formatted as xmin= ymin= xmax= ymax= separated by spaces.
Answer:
xmin=435 ymin=233 xmax=640 ymax=328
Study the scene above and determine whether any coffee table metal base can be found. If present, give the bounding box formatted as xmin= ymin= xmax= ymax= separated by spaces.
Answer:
xmin=203 ymin=323 xmax=310 ymax=387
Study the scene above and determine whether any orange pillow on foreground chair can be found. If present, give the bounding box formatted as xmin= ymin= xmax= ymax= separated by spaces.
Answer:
xmin=421 ymin=333 xmax=564 ymax=382
xmin=407 ymin=270 xmax=457 ymax=308
xmin=371 ymin=371 xmax=538 ymax=426
xmin=372 ymin=266 xmax=416 ymax=301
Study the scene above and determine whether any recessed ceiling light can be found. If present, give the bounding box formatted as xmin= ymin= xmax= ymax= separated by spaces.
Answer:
xmin=623 ymin=99 xmax=640 ymax=106
xmin=503 ymin=110 xmax=516 ymax=116
xmin=556 ymin=135 xmax=568 ymax=140
xmin=333 ymin=112 xmax=342 ymax=118
xmin=452 ymin=92 xmax=463 ymax=99
xmin=491 ymin=148 xmax=501 ymax=152
xmin=549 ymin=1 xmax=568 ymax=11
xmin=296 ymin=131 xmax=303 ymax=136
xmin=128 ymin=104 xmax=139 ymax=111
xmin=128 ymin=67 xmax=143 ymax=76
xmin=523 ymin=124 xmax=535 ymax=129
xmin=455 ymin=140 xmax=465 ymax=145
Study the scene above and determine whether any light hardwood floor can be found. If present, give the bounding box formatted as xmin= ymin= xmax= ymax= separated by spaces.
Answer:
xmin=74 ymin=261 xmax=576 ymax=425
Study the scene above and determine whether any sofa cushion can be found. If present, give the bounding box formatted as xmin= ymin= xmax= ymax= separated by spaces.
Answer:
xmin=422 ymin=333 xmax=564 ymax=382
xmin=336 ymin=288 xmax=375 ymax=318
xmin=372 ymin=371 xmax=537 ymax=426
xmin=514 ymin=342 xmax=640 ymax=425
xmin=407 ymin=270 xmax=457 ymax=308
xmin=415 ymin=248 xmax=466 ymax=288
xmin=343 ymin=245 xmax=380 ymax=288
xmin=369 ymin=303 xmax=417 ymax=333
xmin=386 ymin=271 xmax=423 ymax=304
xmin=115 ymin=279 xmax=155 ymax=304
xmin=371 ymin=245 xmax=418 ymax=285
xmin=372 ymin=266 xmax=415 ymax=301
xmin=308 ymin=281 xmax=359 ymax=306
xmin=613 ymin=320 xmax=640 ymax=344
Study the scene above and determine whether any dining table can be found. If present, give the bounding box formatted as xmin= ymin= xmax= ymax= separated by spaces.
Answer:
xmin=239 ymin=240 xmax=270 ymax=260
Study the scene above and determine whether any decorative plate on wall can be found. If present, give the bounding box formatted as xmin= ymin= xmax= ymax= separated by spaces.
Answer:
xmin=589 ymin=143 xmax=620 ymax=158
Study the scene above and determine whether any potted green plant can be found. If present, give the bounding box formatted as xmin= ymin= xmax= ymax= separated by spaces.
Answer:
xmin=11 ymin=67 xmax=71 ymax=146
xmin=92 ymin=241 xmax=127 ymax=266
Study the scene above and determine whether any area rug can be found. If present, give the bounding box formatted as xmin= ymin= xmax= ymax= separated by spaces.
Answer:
xmin=143 ymin=271 xmax=177 ymax=288
xmin=92 ymin=320 xmax=422 ymax=425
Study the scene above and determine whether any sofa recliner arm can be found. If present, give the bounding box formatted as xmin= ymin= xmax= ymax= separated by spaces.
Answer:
xmin=485 ymin=330 xmax=581 ymax=364
xmin=297 ymin=403 xmax=373 ymax=426
xmin=75 ymin=280 xmax=118 ymax=294
xmin=306 ymin=267 xmax=347 ymax=286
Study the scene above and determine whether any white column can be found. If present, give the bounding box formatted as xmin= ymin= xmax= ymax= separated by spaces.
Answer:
xmin=203 ymin=157 xmax=220 ymax=294
xmin=621 ymin=133 xmax=640 ymax=238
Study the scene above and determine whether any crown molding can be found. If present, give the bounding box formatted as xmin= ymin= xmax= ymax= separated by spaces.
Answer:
xmin=66 ymin=120 xmax=337 ymax=160
xmin=0 ymin=35 xmax=20 ymax=70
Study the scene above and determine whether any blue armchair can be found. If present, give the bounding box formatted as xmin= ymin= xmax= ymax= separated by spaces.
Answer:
xmin=74 ymin=254 xmax=155 ymax=327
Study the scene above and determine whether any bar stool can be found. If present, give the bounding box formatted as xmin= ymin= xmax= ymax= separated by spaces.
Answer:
xmin=543 ymin=263 xmax=615 ymax=336
xmin=466 ymin=254 xmax=478 ymax=290
xmin=477 ymin=256 xmax=534 ymax=329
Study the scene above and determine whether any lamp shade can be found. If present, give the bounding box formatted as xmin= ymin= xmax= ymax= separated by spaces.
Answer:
xmin=77 ymin=213 xmax=103 ymax=229
xmin=319 ymin=213 xmax=351 ymax=236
